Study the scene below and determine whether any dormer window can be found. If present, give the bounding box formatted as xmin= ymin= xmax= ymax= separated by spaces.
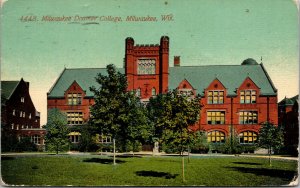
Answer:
xmin=21 ymin=97 xmax=25 ymax=103
xmin=240 ymin=90 xmax=256 ymax=104
xmin=67 ymin=93 xmax=82 ymax=105
xmin=208 ymin=91 xmax=224 ymax=104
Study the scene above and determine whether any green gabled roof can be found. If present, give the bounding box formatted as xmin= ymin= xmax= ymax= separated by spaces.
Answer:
xmin=169 ymin=64 xmax=277 ymax=96
xmin=1 ymin=80 xmax=20 ymax=99
xmin=48 ymin=63 xmax=277 ymax=98
xmin=47 ymin=68 xmax=125 ymax=98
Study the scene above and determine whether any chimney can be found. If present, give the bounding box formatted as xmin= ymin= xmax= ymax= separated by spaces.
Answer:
xmin=174 ymin=56 xmax=180 ymax=66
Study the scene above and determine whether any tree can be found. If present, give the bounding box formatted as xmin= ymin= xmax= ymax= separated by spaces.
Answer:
xmin=121 ymin=93 xmax=150 ymax=154
xmin=147 ymin=90 xmax=201 ymax=182
xmin=44 ymin=108 xmax=70 ymax=154
xmin=89 ymin=64 xmax=150 ymax=163
xmin=258 ymin=122 xmax=284 ymax=166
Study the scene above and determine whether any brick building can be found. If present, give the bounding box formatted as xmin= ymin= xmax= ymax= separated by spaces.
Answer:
xmin=47 ymin=36 xmax=278 ymax=146
xmin=278 ymin=95 xmax=298 ymax=155
xmin=1 ymin=78 xmax=46 ymax=150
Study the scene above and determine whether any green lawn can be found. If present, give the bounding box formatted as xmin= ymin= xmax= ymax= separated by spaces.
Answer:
xmin=1 ymin=154 xmax=298 ymax=186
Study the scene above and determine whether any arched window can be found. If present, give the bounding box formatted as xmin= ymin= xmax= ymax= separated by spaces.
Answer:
xmin=239 ymin=131 xmax=258 ymax=144
xmin=151 ymin=87 xmax=156 ymax=96
xmin=207 ymin=130 xmax=225 ymax=143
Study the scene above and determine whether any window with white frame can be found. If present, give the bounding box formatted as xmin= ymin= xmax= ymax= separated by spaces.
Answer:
xmin=11 ymin=123 xmax=14 ymax=129
xmin=69 ymin=134 xmax=80 ymax=143
xmin=239 ymin=131 xmax=258 ymax=144
xmin=13 ymin=109 xmax=15 ymax=116
xmin=20 ymin=111 xmax=22 ymax=117
xmin=208 ymin=91 xmax=224 ymax=104
xmin=240 ymin=90 xmax=256 ymax=104
xmin=67 ymin=112 xmax=83 ymax=125
xmin=239 ymin=111 xmax=258 ymax=124
xmin=67 ymin=93 xmax=82 ymax=105
xmin=178 ymin=89 xmax=194 ymax=97
xmin=207 ymin=130 xmax=225 ymax=143
xmin=29 ymin=113 xmax=31 ymax=119
xmin=21 ymin=97 xmax=25 ymax=103
xmin=151 ymin=87 xmax=156 ymax=96
xmin=207 ymin=111 xmax=225 ymax=124
xmin=137 ymin=88 xmax=141 ymax=97
xmin=31 ymin=135 xmax=41 ymax=145
xmin=99 ymin=134 xmax=112 ymax=143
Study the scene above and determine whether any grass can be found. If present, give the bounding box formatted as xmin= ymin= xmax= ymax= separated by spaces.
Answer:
xmin=1 ymin=154 xmax=298 ymax=186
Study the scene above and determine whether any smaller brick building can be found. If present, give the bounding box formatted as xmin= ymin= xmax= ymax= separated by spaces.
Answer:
xmin=278 ymin=95 xmax=299 ymax=155
xmin=1 ymin=78 xmax=46 ymax=150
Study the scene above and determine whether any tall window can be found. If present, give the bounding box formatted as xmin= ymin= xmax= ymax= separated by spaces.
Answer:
xmin=31 ymin=135 xmax=41 ymax=145
xmin=240 ymin=90 xmax=256 ymax=104
xmin=208 ymin=91 xmax=224 ymax=104
xmin=151 ymin=88 xmax=156 ymax=96
xmin=137 ymin=59 xmax=156 ymax=75
xmin=67 ymin=112 xmax=83 ymax=125
xmin=12 ymin=109 xmax=15 ymax=116
xmin=207 ymin=131 xmax=225 ymax=143
xmin=239 ymin=111 xmax=258 ymax=124
xmin=67 ymin=93 xmax=82 ymax=105
xmin=70 ymin=135 xmax=80 ymax=143
xmin=239 ymin=131 xmax=258 ymax=144
xmin=207 ymin=111 xmax=225 ymax=124
xmin=99 ymin=134 xmax=112 ymax=143
xmin=137 ymin=88 xmax=141 ymax=97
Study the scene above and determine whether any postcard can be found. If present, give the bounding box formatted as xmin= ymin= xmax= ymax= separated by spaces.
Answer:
xmin=1 ymin=0 xmax=298 ymax=186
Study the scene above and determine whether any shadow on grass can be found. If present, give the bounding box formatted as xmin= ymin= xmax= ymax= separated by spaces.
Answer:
xmin=225 ymin=166 xmax=297 ymax=181
xmin=82 ymin=158 xmax=126 ymax=164
xmin=136 ymin=170 xmax=178 ymax=179
xmin=232 ymin=162 xmax=262 ymax=165
xmin=1 ymin=157 xmax=15 ymax=160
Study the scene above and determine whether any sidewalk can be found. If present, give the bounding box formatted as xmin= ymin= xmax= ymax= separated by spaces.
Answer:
xmin=2 ymin=151 xmax=298 ymax=161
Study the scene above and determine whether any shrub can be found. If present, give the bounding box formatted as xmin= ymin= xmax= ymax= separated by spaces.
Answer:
xmin=15 ymin=137 xmax=37 ymax=152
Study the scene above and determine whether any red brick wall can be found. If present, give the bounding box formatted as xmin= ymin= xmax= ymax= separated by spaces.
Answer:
xmin=47 ymin=81 xmax=94 ymax=123
xmin=125 ymin=36 xmax=169 ymax=100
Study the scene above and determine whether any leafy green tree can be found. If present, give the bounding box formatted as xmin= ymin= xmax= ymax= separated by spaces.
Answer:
xmin=90 ymin=64 xmax=150 ymax=163
xmin=122 ymin=92 xmax=150 ymax=154
xmin=189 ymin=130 xmax=209 ymax=154
xmin=147 ymin=90 xmax=201 ymax=182
xmin=44 ymin=108 xmax=70 ymax=154
xmin=258 ymin=122 xmax=284 ymax=166
xmin=72 ymin=124 xmax=99 ymax=152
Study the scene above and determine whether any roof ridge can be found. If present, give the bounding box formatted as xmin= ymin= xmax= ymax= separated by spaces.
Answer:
xmin=6 ymin=80 xmax=21 ymax=99
xmin=65 ymin=67 xmax=124 ymax=70
xmin=169 ymin=64 xmax=259 ymax=68
xmin=260 ymin=63 xmax=277 ymax=93
xmin=48 ymin=68 xmax=67 ymax=95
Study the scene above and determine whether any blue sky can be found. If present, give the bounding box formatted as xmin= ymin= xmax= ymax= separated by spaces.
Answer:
xmin=1 ymin=0 xmax=298 ymax=125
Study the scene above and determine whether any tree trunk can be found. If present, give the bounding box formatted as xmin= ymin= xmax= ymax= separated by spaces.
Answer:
xmin=188 ymin=146 xmax=190 ymax=163
xmin=113 ymin=138 xmax=116 ymax=165
xmin=182 ymin=151 xmax=186 ymax=182
xmin=269 ymin=146 xmax=272 ymax=167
